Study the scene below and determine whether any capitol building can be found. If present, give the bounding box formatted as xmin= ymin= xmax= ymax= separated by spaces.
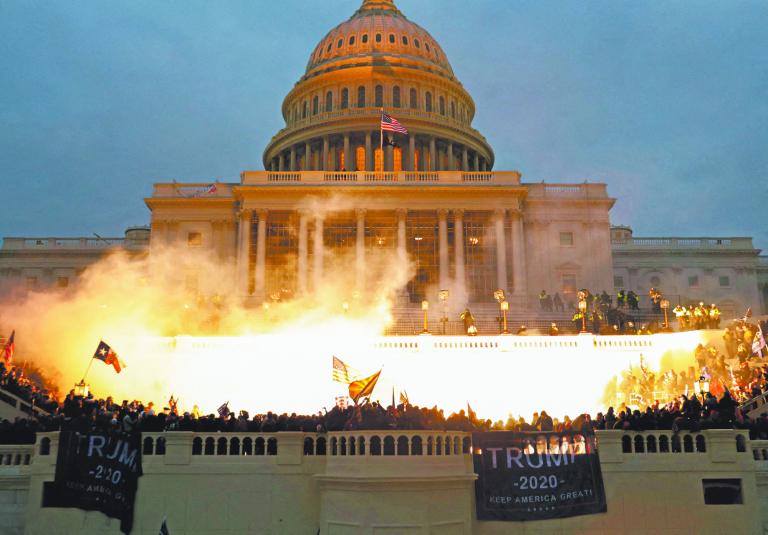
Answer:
xmin=0 ymin=0 xmax=766 ymax=320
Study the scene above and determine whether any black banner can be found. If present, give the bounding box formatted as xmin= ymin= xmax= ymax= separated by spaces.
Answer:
xmin=473 ymin=430 xmax=606 ymax=521
xmin=47 ymin=431 xmax=143 ymax=534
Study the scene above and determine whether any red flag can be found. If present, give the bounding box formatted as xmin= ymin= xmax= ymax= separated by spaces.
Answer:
xmin=2 ymin=331 xmax=15 ymax=366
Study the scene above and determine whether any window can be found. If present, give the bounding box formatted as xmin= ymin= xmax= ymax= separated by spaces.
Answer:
xmin=349 ymin=36 xmax=355 ymax=46
xmin=188 ymin=232 xmax=202 ymax=247
xmin=375 ymin=85 xmax=383 ymax=107
xmin=375 ymin=33 xmax=382 ymax=43
xmin=414 ymin=38 xmax=420 ymax=48
xmin=26 ymin=277 xmax=37 ymax=289
xmin=614 ymin=276 xmax=624 ymax=288
xmin=356 ymin=146 xmax=365 ymax=171
xmin=451 ymin=101 xmax=456 ymax=118
xmin=719 ymin=276 xmax=730 ymax=287
xmin=688 ymin=275 xmax=700 ymax=288
xmin=325 ymin=91 xmax=333 ymax=112
xmin=562 ymin=274 xmax=577 ymax=296
xmin=302 ymin=101 xmax=307 ymax=119
xmin=326 ymin=43 xmax=332 ymax=53
xmin=389 ymin=34 xmax=395 ymax=44
xmin=402 ymin=36 xmax=408 ymax=45
xmin=425 ymin=92 xmax=432 ymax=112
xmin=337 ymin=38 xmax=343 ymax=48
xmin=357 ymin=86 xmax=366 ymax=108
xmin=312 ymin=95 xmax=319 ymax=115
xmin=559 ymin=232 xmax=574 ymax=246
xmin=425 ymin=42 xmax=431 ymax=52
xmin=341 ymin=88 xmax=349 ymax=109
xmin=392 ymin=86 xmax=401 ymax=108
xmin=439 ymin=96 xmax=445 ymax=115
xmin=362 ymin=34 xmax=369 ymax=44
xmin=703 ymin=479 xmax=743 ymax=505
xmin=409 ymin=88 xmax=417 ymax=109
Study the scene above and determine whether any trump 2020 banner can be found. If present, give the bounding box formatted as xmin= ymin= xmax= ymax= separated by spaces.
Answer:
xmin=47 ymin=431 xmax=143 ymax=534
xmin=472 ymin=430 xmax=607 ymax=521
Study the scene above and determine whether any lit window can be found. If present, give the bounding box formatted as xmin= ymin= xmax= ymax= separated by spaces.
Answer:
xmin=688 ymin=275 xmax=699 ymax=287
xmin=356 ymin=146 xmax=365 ymax=171
xmin=393 ymin=147 xmax=402 ymax=172
xmin=188 ymin=232 xmax=202 ymax=247
xmin=562 ymin=275 xmax=577 ymax=296
xmin=559 ymin=232 xmax=574 ymax=246
xmin=374 ymin=148 xmax=383 ymax=172
xmin=719 ymin=276 xmax=730 ymax=287
xmin=56 ymin=277 xmax=69 ymax=288
xmin=614 ymin=276 xmax=624 ymax=288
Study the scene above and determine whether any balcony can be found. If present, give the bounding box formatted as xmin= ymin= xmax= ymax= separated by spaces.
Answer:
xmin=0 ymin=237 xmax=124 ymax=251
xmin=239 ymin=170 xmax=521 ymax=186
xmin=612 ymin=236 xmax=757 ymax=251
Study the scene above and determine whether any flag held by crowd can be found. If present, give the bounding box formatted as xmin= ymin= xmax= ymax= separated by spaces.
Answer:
xmin=348 ymin=370 xmax=381 ymax=404
xmin=754 ymin=326 xmax=767 ymax=356
xmin=332 ymin=356 xmax=362 ymax=384
xmin=2 ymin=330 xmax=15 ymax=365
xmin=381 ymin=112 xmax=408 ymax=135
xmin=217 ymin=401 xmax=230 ymax=418
xmin=93 ymin=341 xmax=125 ymax=373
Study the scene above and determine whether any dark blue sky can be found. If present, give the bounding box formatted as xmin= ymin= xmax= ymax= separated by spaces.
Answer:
xmin=1 ymin=0 xmax=766 ymax=250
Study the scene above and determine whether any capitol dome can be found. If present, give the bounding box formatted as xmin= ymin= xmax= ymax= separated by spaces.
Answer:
xmin=263 ymin=0 xmax=494 ymax=174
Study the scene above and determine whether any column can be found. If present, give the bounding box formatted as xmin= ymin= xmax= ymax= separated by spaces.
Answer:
xmin=473 ymin=152 xmax=479 ymax=171
xmin=329 ymin=145 xmax=337 ymax=172
xmin=305 ymin=142 xmax=312 ymax=170
xmin=297 ymin=211 xmax=308 ymax=294
xmin=429 ymin=137 xmax=437 ymax=171
xmin=511 ymin=210 xmax=527 ymax=297
xmin=447 ymin=142 xmax=453 ymax=171
xmin=278 ymin=153 xmax=284 ymax=172
xmin=397 ymin=209 xmax=407 ymax=264
xmin=356 ymin=209 xmax=366 ymax=290
xmin=438 ymin=209 xmax=449 ymax=289
xmin=343 ymin=135 xmax=350 ymax=172
xmin=255 ymin=209 xmax=268 ymax=299
xmin=322 ymin=136 xmax=329 ymax=171
xmin=408 ymin=136 xmax=416 ymax=172
xmin=462 ymin=148 xmax=469 ymax=171
xmin=313 ymin=216 xmax=324 ymax=290
xmin=454 ymin=209 xmax=465 ymax=290
xmin=236 ymin=208 xmax=252 ymax=296
xmin=495 ymin=209 xmax=508 ymax=292
xmin=289 ymin=147 xmax=296 ymax=172
xmin=365 ymin=132 xmax=373 ymax=171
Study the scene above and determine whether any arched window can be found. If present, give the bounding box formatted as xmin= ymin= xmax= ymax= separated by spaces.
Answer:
xmin=389 ymin=34 xmax=395 ymax=44
xmin=337 ymin=38 xmax=343 ymax=48
xmin=356 ymin=146 xmax=365 ymax=171
xmin=383 ymin=436 xmax=395 ymax=455
xmin=425 ymin=42 xmax=431 ymax=52
xmin=451 ymin=101 xmax=456 ymax=118
xmin=414 ymin=38 xmax=420 ymax=48
xmin=375 ymin=33 xmax=382 ymax=43
xmin=326 ymin=42 xmax=332 ymax=53
xmin=349 ymin=36 xmax=355 ymax=46
xmin=393 ymin=86 xmax=401 ymax=108
xmin=302 ymin=101 xmax=308 ymax=119
xmin=362 ymin=34 xmax=369 ymax=44
xmin=409 ymin=88 xmax=417 ymax=109
xmin=312 ymin=95 xmax=319 ymax=115
xmin=402 ymin=36 xmax=409 ymax=46
xmin=341 ymin=88 xmax=349 ymax=109
xmin=357 ymin=86 xmax=366 ymax=108
xmin=325 ymin=91 xmax=333 ymax=112
xmin=375 ymin=85 xmax=383 ymax=107
xmin=425 ymin=92 xmax=432 ymax=112
xmin=439 ymin=96 xmax=445 ymax=115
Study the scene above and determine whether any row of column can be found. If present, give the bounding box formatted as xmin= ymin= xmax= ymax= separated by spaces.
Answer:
xmin=237 ymin=208 xmax=526 ymax=301
xmin=269 ymin=132 xmax=490 ymax=173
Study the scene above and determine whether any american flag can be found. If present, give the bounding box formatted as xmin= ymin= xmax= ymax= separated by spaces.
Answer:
xmin=333 ymin=355 xmax=355 ymax=384
xmin=381 ymin=112 xmax=408 ymax=135
xmin=217 ymin=401 xmax=230 ymax=418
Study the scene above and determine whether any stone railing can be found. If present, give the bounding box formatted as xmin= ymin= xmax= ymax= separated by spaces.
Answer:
xmin=612 ymin=236 xmax=756 ymax=250
xmin=239 ymin=170 xmax=522 ymax=186
xmin=1 ymin=237 xmax=124 ymax=250
xmin=525 ymin=183 xmax=610 ymax=200
xmin=151 ymin=182 xmax=234 ymax=198
xmin=0 ymin=445 xmax=33 ymax=470
xmin=325 ymin=430 xmax=472 ymax=457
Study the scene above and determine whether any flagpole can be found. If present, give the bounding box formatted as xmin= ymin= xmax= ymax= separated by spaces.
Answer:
xmin=81 ymin=357 xmax=94 ymax=383
xmin=379 ymin=108 xmax=384 ymax=169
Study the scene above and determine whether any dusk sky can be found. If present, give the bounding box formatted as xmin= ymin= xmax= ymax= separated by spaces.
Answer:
xmin=1 ymin=0 xmax=766 ymax=250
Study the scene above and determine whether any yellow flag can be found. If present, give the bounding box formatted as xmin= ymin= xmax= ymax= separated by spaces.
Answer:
xmin=348 ymin=370 xmax=381 ymax=404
